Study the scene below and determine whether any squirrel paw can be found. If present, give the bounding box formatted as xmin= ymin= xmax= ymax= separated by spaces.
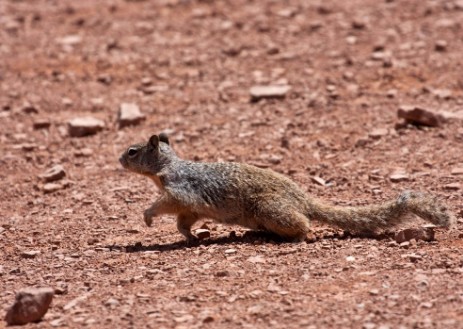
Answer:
xmin=186 ymin=236 xmax=199 ymax=245
xmin=143 ymin=209 xmax=154 ymax=227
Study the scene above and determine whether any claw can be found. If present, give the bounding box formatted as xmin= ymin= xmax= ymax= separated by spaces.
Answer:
xmin=143 ymin=209 xmax=154 ymax=227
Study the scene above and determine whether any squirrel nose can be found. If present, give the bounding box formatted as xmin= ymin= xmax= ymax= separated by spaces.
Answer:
xmin=119 ymin=156 xmax=126 ymax=167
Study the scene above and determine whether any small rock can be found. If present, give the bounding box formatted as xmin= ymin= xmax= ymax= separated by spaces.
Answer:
xmin=97 ymin=74 xmax=112 ymax=85
xmin=432 ymin=89 xmax=452 ymax=100
xmin=399 ymin=241 xmax=410 ymax=249
xmin=369 ymin=128 xmax=389 ymax=139
xmin=21 ymin=102 xmax=39 ymax=114
xmin=54 ymin=283 xmax=68 ymax=295
xmin=363 ymin=323 xmax=376 ymax=329
xmin=17 ymin=143 xmax=36 ymax=152
xmin=141 ymin=77 xmax=152 ymax=86
xmin=346 ymin=256 xmax=355 ymax=262
xmin=369 ymin=289 xmax=379 ymax=295
xmin=5 ymin=287 xmax=54 ymax=325
xmin=394 ymin=227 xmax=435 ymax=243
xmin=250 ymin=85 xmax=291 ymax=102
xmin=397 ymin=105 xmax=443 ymax=127
xmin=61 ymin=98 xmax=73 ymax=106
xmin=74 ymin=148 xmax=93 ymax=157
xmin=403 ymin=253 xmax=422 ymax=262
xmin=40 ymin=165 xmax=66 ymax=183
xmin=195 ymin=229 xmax=211 ymax=240
xmin=414 ymin=273 xmax=429 ymax=286
xmin=43 ymin=183 xmax=62 ymax=193
xmin=362 ymin=322 xmax=376 ymax=329
xmin=346 ymin=36 xmax=357 ymax=44
xmin=386 ymin=89 xmax=398 ymax=98
xmin=371 ymin=51 xmax=391 ymax=62
xmin=451 ymin=167 xmax=463 ymax=175
xmin=224 ymin=248 xmax=237 ymax=255
xmin=435 ymin=40 xmax=447 ymax=51
xmin=311 ymin=176 xmax=326 ymax=186
xmin=104 ymin=298 xmax=119 ymax=308
xmin=355 ymin=137 xmax=369 ymax=148
xmin=33 ymin=119 xmax=51 ymax=130
xmin=352 ymin=18 xmax=366 ymax=29
xmin=441 ymin=110 xmax=463 ymax=122
xmin=118 ymin=103 xmax=145 ymax=128
xmin=57 ymin=35 xmax=82 ymax=46
xmin=389 ymin=173 xmax=409 ymax=182
xmin=21 ymin=250 xmax=41 ymax=259
xmin=63 ymin=295 xmax=87 ymax=311
xmin=247 ymin=255 xmax=266 ymax=264
xmin=141 ymin=85 xmax=169 ymax=95
xmin=444 ymin=183 xmax=461 ymax=191
xmin=50 ymin=318 xmax=64 ymax=327
xmin=68 ymin=117 xmax=105 ymax=137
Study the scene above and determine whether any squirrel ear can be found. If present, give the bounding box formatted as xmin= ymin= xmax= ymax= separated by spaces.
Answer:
xmin=159 ymin=132 xmax=169 ymax=145
xmin=148 ymin=135 xmax=159 ymax=149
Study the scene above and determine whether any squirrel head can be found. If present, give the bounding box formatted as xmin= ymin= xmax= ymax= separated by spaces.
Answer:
xmin=119 ymin=133 xmax=175 ymax=176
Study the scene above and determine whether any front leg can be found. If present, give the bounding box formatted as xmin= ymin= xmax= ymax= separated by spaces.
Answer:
xmin=143 ymin=194 xmax=178 ymax=227
xmin=177 ymin=213 xmax=201 ymax=242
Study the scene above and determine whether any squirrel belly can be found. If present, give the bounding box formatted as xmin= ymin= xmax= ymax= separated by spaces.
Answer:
xmin=120 ymin=133 xmax=454 ymax=241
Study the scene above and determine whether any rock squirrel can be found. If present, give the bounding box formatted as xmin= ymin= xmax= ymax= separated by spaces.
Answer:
xmin=119 ymin=133 xmax=454 ymax=242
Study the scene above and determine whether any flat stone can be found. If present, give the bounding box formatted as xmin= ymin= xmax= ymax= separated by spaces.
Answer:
xmin=311 ymin=176 xmax=326 ymax=186
xmin=394 ymin=227 xmax=435 ymax=243
xmin=63 ymin=295 xmax=87 ymax=311
xmin=398 ymin=105 xmax=443 ymax=127
xmin=369 ymin=289 xmax=379 ymax=295
xmin=21 ymin=102 xmax=39 ymax=114
xmin=435 ymin=40 xmax=447 ymax=51
xmin=224 ymin=248 xmax=237 ymax=255
xmin=40 ymin=165 xmax=66 ymax=183
xmin=33 ymin=118 xmax=51 ymax=130
xmin=389 ymin=173 xmax=409 ymax=182
xmin=440 ymin=110 xmax=463 ymax=121
xmin=444 ymin=183 xmax=461 ymax=191
xmin=104 ymin=298 xmax=119 ymax=308
xmin=403 ymin=253 xmax=422 ymax=262
xmin=118 ymin=103 xmax=145 ymax=128
xmin=141 ymin=85 xmax=169 ymax=95
xmin=432 ymin=89 xmax=452 ymax=99
xmin=451 ymin=167 xmax=463 ymax=175
xmin=352 ymin=18 xmax=366 ymax=29
xmin=250 ymin=85 xmax=291 ymax=101
xmin=5 ymin=287 xmax=54 ymax=325
xmin=369 ymin=128 xmax=389 ymax=139
xmin=68 ymin=117 xmax=105 ymax=137
xmin=43 ymin=183 xmax=62 ymax=193
xmin=57 ymin=35 xmax=82 ymax=46
xmin=194 ymin=229 xmax=211 ymax=240
xmin=21 ymin=250 xmax=41 ymax=259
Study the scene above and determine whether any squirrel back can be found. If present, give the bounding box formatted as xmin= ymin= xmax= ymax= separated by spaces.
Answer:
xmin=119 ymin=134 xmax=454 ymax=241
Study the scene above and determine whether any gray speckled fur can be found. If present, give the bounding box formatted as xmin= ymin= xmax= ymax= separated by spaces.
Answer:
xmin=119 ymin=134 xmax=454 ymax=241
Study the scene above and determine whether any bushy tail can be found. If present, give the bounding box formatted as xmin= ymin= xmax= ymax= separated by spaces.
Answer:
xmin=305 ymin=191 xmax=454 ymax=233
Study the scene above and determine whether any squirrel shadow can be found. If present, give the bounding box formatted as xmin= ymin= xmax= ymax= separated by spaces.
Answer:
xmin=107 ymin=230 xmax=397 ymax=253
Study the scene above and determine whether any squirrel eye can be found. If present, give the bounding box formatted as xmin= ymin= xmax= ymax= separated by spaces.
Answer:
xmin=127 ymin=148 xmax=138 ymax=157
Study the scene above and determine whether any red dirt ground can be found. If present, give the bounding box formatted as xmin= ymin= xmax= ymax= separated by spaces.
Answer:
xmin=1 ymin=0 xmax=463 ymax=328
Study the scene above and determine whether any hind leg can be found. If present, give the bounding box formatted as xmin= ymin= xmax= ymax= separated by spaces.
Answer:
xmin=255 ymin=201 xmax=310 ymax=241
xmin=177 ymin=212 xmax=201 ymax=242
